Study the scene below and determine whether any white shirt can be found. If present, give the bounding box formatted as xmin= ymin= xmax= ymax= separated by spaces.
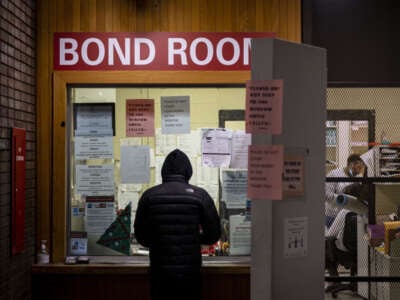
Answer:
xmin=325 ymin=167 xmax=352 ymax=218
xmin=326 ymin=208 xmax=350 ymax=252
xmin=360 ymin=147 xmax=376 ymax=177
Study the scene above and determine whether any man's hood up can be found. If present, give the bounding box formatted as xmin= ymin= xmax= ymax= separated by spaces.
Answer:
xmin=161 ymin=149 xmax=193 ymax=182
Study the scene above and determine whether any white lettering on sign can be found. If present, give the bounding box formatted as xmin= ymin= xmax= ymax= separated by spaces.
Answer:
xmin=168 ymin=38 xmax=188 ymax=65
xmin=190 ymin=37 xmax=213 ymax=66
xmin=168 ymin=37 xmax=248 ymax=66
xmin=108 ymin=38 xmax=130 ymax=65
xmin=134 ymin=38 xmax=155 ymax=65
xmin=243 ymin=38 xmax=252 ymax=65
xmin=216 ymin=38 xmax=240 ymax=65
xmin=82 ymin=38 xmax=105 ymax=66
xmin=59 ymin=37 xmax=156 ymax=66
xmin=60 ymin=38 xmax=79 ymax=65
xmin=55 ymin=32 xmax=275 ymax=70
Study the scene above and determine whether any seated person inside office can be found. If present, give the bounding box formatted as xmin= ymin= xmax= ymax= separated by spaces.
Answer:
xmin=325 ymin=154 xmax=366 ymax=229
xmin=324 ymin=154 xmax=369 ymax=277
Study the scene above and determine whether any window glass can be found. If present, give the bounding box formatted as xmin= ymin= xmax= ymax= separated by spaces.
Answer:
xmin=67 ymin=86 xmax=251 ymax=257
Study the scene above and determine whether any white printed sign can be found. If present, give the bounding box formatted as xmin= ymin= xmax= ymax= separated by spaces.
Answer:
xmin=284 ymin=217 xmax=308 ymax=258
xmin=161 ymin=96 xmax=190 ymax=134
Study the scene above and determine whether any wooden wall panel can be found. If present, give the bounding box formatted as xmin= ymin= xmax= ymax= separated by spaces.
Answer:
xmin=95 ymin=0 xmax=106 ymax=31
xmin=72 ymin=0 xmax=81 ymax=31
xmin=38 ymin=0 xmax=302 ymax=36
xmin=279 ymin=0 xmax=289 ymax=39
xmin=32 ymin=271 xmax=249 ymax=300
xmin=36 ymin=0 xmax=301 ymax=260
xmin=36 ymin=0 xmax=52 ymax=251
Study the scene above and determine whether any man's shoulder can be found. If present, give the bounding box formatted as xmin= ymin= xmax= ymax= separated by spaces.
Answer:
xmin=187 ymin=183 xmax=206 ymax=193
xmin=327 ymin=167 xmax=346 ymax=177
xmin=140 ymin=183 xmax=163 ymax=196
xmin=189 ymin=184 xmax=215 ymax=201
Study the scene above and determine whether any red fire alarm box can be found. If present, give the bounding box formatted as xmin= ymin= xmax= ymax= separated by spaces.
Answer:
xmin=12 ymin=128 xmax=26 ymax=255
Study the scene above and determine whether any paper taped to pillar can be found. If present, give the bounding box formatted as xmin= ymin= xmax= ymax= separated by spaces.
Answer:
xmin=284 ymin=217 xmax=308 ymax=258
xmin=247 ymin=144 xmax=283 ymax=200
xmin=245 ymin=79 xmax=283 ymax=134
xmin=283 ymin=155 xmax=305 ymax=198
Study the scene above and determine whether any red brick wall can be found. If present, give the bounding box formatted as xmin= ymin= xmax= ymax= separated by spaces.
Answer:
xmin=0 ymin=1 xmax=36 ymax=299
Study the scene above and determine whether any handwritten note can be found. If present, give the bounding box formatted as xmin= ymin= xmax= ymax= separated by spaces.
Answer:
xmin=247 ymin=145 xmax=283 ymax=200
xmin=245 ymin=80 xmax=283 ymax=134
xmin=283 ymin=155 xmax=305 ymax=198
xmin=126 ymin=99 xmax=155 ymax=137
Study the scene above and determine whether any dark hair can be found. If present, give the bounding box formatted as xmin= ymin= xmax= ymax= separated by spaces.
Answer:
xmin=347 ymin=154 xmax=363 ymax=165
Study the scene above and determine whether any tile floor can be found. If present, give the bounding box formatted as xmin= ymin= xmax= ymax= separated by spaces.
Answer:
xmin=324 ymin=267 xmax=369 ymax=299
xmin=324 ymin=290 xmax=366 ymax=300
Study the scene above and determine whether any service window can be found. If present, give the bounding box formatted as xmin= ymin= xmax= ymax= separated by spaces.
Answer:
xmin=67 ymin=86 xmax=251 ymax=257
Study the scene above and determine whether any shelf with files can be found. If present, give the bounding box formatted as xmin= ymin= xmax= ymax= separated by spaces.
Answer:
xmin=325 ymin=122 xmax=337 ymax=174
xmin=376 ymin=145 xmax=400 ymax=177
xmin=325 ymin=126 xmax=337 ymax=147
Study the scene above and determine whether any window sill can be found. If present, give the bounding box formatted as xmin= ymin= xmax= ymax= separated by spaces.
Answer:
xmin=31 ymin=256 xmax=250 ymax=275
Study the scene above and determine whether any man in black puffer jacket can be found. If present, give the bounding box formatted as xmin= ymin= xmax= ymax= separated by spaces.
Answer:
xmin=134 ymin=149 xmax=221 ymax=300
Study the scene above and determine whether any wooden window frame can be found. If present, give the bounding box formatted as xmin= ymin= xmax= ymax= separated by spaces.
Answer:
xmin=52 ymin=70 xmax=250 ymax=262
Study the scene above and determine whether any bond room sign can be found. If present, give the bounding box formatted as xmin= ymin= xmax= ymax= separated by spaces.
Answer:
xmin=54 ymin=32 xmax=275 ymax=71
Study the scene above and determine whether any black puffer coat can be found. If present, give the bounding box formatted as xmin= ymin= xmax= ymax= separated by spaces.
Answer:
xmin=134 ymin=149 xmax=221 ymax=300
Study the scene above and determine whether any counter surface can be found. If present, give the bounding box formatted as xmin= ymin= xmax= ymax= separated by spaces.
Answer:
xmin=31 ymin=257 xmax=250 ymax=275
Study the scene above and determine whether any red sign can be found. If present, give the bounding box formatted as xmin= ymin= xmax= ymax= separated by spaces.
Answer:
xmin=126 ymin=99 xmax=155 ymax=137
xmin=247 ymin=144 xmax=283 ymax=200
xmin=245 ymin=79 xmax=283 ymax=134
xmin=12 ymin=128 xmax=26 ymax=255
xmin=54 ymin=32 xmax=275 ymax=71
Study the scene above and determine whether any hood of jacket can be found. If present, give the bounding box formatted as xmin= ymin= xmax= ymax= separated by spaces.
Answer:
xmin=161 ymin=149 xmax=193 ymax=182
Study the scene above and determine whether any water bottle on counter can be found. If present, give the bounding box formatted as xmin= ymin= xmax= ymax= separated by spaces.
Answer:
xmin=37 ymin=240 xmax=50 ymax=264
